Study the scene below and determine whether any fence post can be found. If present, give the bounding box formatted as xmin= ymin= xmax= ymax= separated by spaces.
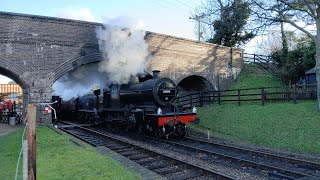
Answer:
xmin=217 ymin=74 xmax=221 ymax=105
xmin=189 ymin=95 xmax=193 ymax=107
xmin=253 ymin=54 xmax=256 ymax=63
xmin=293 ymin=84 xmax=297 ymax=104
xmin=237 ymin=89 xmax=241 ymax=106
xmin=218 ymin=90 xmax=221 ymax=105
xmin=261 ymin=88 xmax=265 ymax=106
xmin=23 ymin=140 xmax=28 ymax=180
xmin=200 ymin=92 xmax=203 ymax=107
xmin=27 ymin=104 xmax=37 ymax=180
xmin=304 ymin=83 xmax=307 ymax=99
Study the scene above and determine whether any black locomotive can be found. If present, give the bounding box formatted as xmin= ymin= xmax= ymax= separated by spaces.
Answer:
xmin=55 ymin=71 xmax=200 ymax=138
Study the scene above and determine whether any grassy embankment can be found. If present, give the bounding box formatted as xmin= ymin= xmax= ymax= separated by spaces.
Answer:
xmin=194 ymin=64 xmax=320 ymax=154
xmin=0 ymin=126 xmax=140 ymax=179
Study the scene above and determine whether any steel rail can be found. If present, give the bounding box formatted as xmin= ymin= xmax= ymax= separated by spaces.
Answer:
xmin=186 ymin=136 xmax=320 ymax=170
xmin=157 ymin=137 xmax=320 ymax=179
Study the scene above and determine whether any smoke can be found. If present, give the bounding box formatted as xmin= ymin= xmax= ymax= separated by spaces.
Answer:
xmin=52 ymin=63 xmax=108 ymax=100
xmin=96 ymin=17 xmax=151 ymax=84
xmin=52 ymin=16 xmax=151 ymax=100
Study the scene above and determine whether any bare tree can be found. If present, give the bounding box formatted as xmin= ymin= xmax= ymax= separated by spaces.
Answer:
xmin=193 ymin=0 xmax=257 ymax=47
xmin=251 ymin=0 xmax=320 ymax=110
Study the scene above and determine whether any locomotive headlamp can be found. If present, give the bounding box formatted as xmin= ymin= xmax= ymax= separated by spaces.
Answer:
xmin=157 ymin=107 xmax=162 ymax=115
xmin=192 ymin=106 xmax=197 ymax=113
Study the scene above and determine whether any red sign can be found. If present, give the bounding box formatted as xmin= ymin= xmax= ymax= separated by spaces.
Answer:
xmin=44 ymin=106 xmax=52 ymax=114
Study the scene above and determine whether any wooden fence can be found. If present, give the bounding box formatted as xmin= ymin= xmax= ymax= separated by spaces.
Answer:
xmin=179 ymin=84 xmax=317 ymax=109
xmin=243 ymin=53 xmax=274 ymax=65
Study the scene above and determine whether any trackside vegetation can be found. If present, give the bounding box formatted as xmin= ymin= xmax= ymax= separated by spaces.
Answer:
xmin=194 ymin=64 xmax=320 ymax=154
xmin=0 ymin=126 xmax=140 ymax=179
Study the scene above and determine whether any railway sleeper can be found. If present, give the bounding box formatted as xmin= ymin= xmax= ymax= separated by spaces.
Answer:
xmin=155 ymin=165 xmax=186 ymax=175
xmin=106 ymin=144 xmax=127 ymax=150
xmin=309 ymin=171 xmax=320 ymax=178
xmin=127 ymin=154 xmax=151 ymax=160
xmin=268 ymin=172 xmax=295 ymax=180
xmin=108 ymin=143 xmax=130 ymax=149
xmin=120 ymin=151 xmax=141 ymax=156
xmin=297 ymin=164 xmax=318 ymax=170
xmin=92 ymin=142 xmax=108 ymax=146
xmin=166 ymin=169 xmax=202 ymax=180
xmin=187 ymin=174 xmax=215 ymax=180
xmin=114 ymin=147 xmax=135 ymax=153
xmin=135 ymin=158 xmax=156 ymax=165
xmin=145 ymin=162 xmax=171 ymax=170
xmin=104 ymin=145 xmax=120 ymax=149
xmin=153 ymin=164 xmax=184 ymax=173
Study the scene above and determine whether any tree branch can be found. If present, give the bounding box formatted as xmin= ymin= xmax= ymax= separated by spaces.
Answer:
xmin=279 ymin=0 xmax=316 ymax=19
xmin=281 ymin=17 xmax=316 ymax=41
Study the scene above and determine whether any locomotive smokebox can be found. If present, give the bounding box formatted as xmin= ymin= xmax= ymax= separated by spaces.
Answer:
xmin=152 ymin=70 xmax=160 ymax=79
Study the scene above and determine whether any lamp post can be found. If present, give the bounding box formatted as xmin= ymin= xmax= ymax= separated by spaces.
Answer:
xmin=190 ymin=14 xmax=206 ymax=41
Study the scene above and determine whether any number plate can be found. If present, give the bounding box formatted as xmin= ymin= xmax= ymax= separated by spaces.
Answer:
xmin=163 ymin=90 xmax=171 ymax=93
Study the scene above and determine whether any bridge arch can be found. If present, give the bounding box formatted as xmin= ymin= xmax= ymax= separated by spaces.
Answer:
xmin=0 ymin=59 xmax=28 ymax=88
xmin=177 ymin=75 xmax=213 ymax=95
xmin=51 ymin=53 xmax=103 ymax=84
xmin=0 ymin=59 xmax=30 ymax=117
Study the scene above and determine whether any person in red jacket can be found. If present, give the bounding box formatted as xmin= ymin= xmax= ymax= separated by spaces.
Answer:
xmin=0 ymin=101 xmax=4 ymax=111
xmin=7 ymin=100 xmax=13 ymax=112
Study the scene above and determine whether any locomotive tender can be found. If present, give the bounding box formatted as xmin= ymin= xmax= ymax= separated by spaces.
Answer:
xmin=58 ymin=70 xmax=200 ymax=138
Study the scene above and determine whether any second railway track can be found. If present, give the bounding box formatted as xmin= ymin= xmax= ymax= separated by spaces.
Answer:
xmin=165 ymin=136 xmax=320 ymax=180
xmin=91 ymin=126 xmax=320 ymax=179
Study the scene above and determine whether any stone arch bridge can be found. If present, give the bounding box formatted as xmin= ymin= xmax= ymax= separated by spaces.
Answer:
xmin=0 ymin=11 xmax=244 ymax=123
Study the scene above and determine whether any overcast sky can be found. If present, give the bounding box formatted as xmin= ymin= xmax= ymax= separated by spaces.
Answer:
xmin=1 ymin=0 xmax=206 ymax=83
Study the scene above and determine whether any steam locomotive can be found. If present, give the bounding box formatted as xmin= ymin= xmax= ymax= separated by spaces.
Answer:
xmin=55 ymin=71 xmax=200 ymax=138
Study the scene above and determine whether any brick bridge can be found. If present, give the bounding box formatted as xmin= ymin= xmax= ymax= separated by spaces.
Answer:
xmin=0 ymin=11 xmax=244 ymax=123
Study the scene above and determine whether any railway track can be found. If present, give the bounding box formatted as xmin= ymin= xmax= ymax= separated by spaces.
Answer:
xmin=163 ymin=136 xmax=320 ymax=180
xmin=58 ymin=124 xmax=235 ymax=180
xmin=89 ymin=126 xmax=320 ymax=180
xmin=56 ymin=121 xmax=320 ymax=179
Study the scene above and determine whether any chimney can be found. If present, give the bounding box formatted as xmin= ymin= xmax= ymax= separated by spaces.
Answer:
xmin=152 ymin=70 xmax=160 ymax=79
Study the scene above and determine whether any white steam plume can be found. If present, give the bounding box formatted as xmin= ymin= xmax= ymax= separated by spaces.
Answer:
xmin=96 ymin=17 xmax=151 ymax=84
xmin=53 ymin=17 xmax=150 ymax=100
xmin=52 ymin=63 xmax=108 ymax=100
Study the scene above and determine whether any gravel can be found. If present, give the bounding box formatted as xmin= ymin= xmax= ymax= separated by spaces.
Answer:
xmin=93 ymin=127 xmax=269 ymax=180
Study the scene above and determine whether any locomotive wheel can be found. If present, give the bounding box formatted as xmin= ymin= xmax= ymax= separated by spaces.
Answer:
xmin=93 ymin=115 xmax=100 ymax=125
xmin=175 ymin=123 xmax=186 ymax=137
xmin=154 ymin=126 xmax=165 ymax=138
xmin=137 ymin=124 xmax=144 ymax=134
xmin=175 ymin=131 xmax=186 ymax=138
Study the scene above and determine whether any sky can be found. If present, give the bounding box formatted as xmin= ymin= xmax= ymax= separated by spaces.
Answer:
xmin=0 ymin=0 xmax=206 ymax=84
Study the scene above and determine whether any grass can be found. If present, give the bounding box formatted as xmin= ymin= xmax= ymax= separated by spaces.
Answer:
xmin=195 ymin=101 xmax=320 ymax=154
xmin=0 ymin=126 xmax=140 ymax=179
xmin=232 ymin=64 xmax=285 ymax=89
xmin=222 ymin=64 xmax=287 ymax=101
xmin=194 ymin=64 xmax=320 ymax=154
